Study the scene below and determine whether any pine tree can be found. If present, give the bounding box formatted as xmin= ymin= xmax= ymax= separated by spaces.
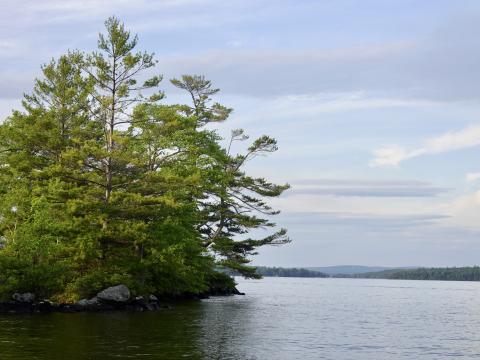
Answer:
xmin=171 ymin=76 xmax=290 ymax=278
xmin=0 ymin=17 xmax=290 ymax=301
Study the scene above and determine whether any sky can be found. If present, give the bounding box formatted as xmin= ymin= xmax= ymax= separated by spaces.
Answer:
xmin=1 ymin=0 xmax=480 ymax=267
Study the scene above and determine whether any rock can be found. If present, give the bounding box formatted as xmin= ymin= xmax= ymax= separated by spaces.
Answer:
xmin=0 ymin=301 xmax=32 ymax=314
xmin=133 ymin=296 xmax=147 ymax=307
xmin=126 ymin=295 xmax=163 ymax=312
xmin=33 ymin=300 xmax=55 ymax=313
xmin=146 ymin=303 xmax=159 ymax=311
xmin=97 ymin=285 xmax=131 ymax=303
xmin=128 ymin=296 xmax=148 ymax=311
xmin=76 ymin=299 xmax=89 ymax=307
xmin=77 ymin=297 xmax=99 ymax=307
xmin=12 ymin=293 xmax=35 ymax=303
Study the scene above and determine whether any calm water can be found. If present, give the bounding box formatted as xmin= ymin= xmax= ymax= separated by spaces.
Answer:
xmin=1 ymin=277 xmax=480 ymax=359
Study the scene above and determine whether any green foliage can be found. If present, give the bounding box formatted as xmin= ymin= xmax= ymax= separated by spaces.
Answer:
xmin=255 ymin=266 xmax=329 ymax=278
xmin=204 ymin=271 xmax=238 ymax=295
xmin=346 ymin=267 xmax=480 ymax=281
xmin=0 ymin=17 xmax=289 ymax=301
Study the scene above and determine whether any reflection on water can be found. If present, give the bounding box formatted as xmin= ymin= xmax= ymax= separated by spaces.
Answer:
xmin=2 ymin=278 xmax=480 ymax=359
xmin=0 ymin=304 xmax=205 ymax=359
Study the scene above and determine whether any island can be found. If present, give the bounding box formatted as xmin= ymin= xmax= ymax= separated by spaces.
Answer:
xmin=0 ymin=17 xmax=290 ymax=312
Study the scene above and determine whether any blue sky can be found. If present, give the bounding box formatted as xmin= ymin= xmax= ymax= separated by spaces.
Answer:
xmin=2 ymin=0 xmax=480 ymax=267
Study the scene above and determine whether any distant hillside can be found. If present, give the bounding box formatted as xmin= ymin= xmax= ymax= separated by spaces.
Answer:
xmin=345 ymin=267 xmax=480 ymax=281
xmin=254 ymin=265 xmax=480 ymax=281
xmin=306 ymin=265 xmax=400 ymax=275
xmin=335 ymin=268 xmax=409 ymax=278
xmin=256 ymin=266 xmax=329 ymax=278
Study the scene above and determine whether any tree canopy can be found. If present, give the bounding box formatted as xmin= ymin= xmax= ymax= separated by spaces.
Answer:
xmin=342 ymin=267 xmax=480 ymax=281
xmin=0 ymin=17 xmax=290 ymax=301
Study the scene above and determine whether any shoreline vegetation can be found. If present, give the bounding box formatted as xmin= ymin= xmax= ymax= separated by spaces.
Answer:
xmin=0 ymin=17 xmax=290 ymax=310
xmin=255 ymin=266 xmax=329 ymax=278
xmin=257 ymin=266 xmax=480 ymax=281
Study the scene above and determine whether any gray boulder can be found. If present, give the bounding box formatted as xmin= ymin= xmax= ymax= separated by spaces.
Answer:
xmin=77 ymin=297 xmax=99 ymax=307
xmin=76 ymin=299 xmax=88 ymax=307
xmin=12 ymin=293 xmax=35 ymax=303
xmin=97 ymin=285 xmax=131 ymax=303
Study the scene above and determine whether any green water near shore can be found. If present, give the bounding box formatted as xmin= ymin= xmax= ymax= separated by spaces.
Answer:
xmin=2 ymin=277 xmax=480 ymax=359
xmin=0 ymin=303 xmax=206 ymax=359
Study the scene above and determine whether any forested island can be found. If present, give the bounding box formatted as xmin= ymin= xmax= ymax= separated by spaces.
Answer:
xmin=0 ymin=17 xmax=290 ymax=309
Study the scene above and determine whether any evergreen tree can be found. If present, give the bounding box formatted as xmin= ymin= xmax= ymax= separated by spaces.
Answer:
xmin=171 ymin=76 xmax=290 ymax=278
xmin=0 ymin=17 xmax=289 ymax=301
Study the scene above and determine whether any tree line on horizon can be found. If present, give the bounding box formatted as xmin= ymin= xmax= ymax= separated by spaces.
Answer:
xmin=0 ymin=17 xmax=290 ymax=302
xmin=253 ymin=266 xmax=480 ymax=282
xmin=344 ymin=266 xmax=480 ymax=281
xmin=253 ymin=266 xmax=329 ymax=278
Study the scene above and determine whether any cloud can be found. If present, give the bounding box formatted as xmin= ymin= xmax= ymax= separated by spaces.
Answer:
xmin=254 ymin=210 xmax=480 ymax=267
xmin=277 ymin=211 xmax=448 ymax=231
xmin=245 ymin=92 xmax=436 ymax=119
xmin=444 ymin=190 xmax=480 ymax=230
xmin=466 ymin=172 xmax=480 ymax=182
xmin=4 ymin=2 xmax=480 ymax=102
xmin=288 ymin=179 xmax=449 ymax=198
xmin=156 ymin=43 xmax=415 ymax=97
xmin=0 ymin=0 xmax=211 ymax=26
xmin=0 ymin=0 xmax=271 ymax=35
xmin=370 ymin=124 xmax=480 ymax=167
xmin=151 ymin=12 xmax=480 ymax=101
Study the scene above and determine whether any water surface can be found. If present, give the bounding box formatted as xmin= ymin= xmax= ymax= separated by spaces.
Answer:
xmin=1 ymin=277 xmax=480 ymax=359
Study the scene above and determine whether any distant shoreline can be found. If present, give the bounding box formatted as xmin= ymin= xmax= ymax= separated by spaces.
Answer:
xmin=256 ymin=266 xmax=480 ymax=282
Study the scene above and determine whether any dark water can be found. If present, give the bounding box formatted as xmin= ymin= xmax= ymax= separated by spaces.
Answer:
xmin=1 ymin=277 xmax=480 ymax=359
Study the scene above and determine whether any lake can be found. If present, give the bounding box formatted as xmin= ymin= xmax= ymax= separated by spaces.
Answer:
xmin=1 ymin=277 xmax=480 ymax=359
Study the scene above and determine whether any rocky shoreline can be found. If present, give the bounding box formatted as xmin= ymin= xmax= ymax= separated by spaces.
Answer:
xmin=0 ymin=284 xmax=245 ymax=315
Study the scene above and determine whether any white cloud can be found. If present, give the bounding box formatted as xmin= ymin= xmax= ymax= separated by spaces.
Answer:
xmin=1 ymin=0 xmax=207 ymax=23
xmin=263 ymin=92 xmax=435 ymax=116
xmin=4 ymin=2 xmax=480 ymax=102
xmin=276 ymin=211 xmax=448 ymax=232
xmin=219 ymin=92 xmax=438 ymax=128
xmin=0 ymin=40 xmax=15 ymax=51
xmin=371 ymin=124 xmax=480 ymax=167
xmin=0 ymin=0 xmax=252 ymax=30
xmin=156 ymin=43 xmax=414 ymax=96
xmin=288 ymin=179 xmax=449 ymax=198
xmin=466 ymin=172 xmax=480 ymax=182
xmin=443 ymin=190 xmax=480 ymax=230
xmin=271 ymin=190 xmax=444 ymax=217
xmin=425 ymin=124 xmax=480 ymax=151
xmin=370 ymin=145 xmax=420 ymax=167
